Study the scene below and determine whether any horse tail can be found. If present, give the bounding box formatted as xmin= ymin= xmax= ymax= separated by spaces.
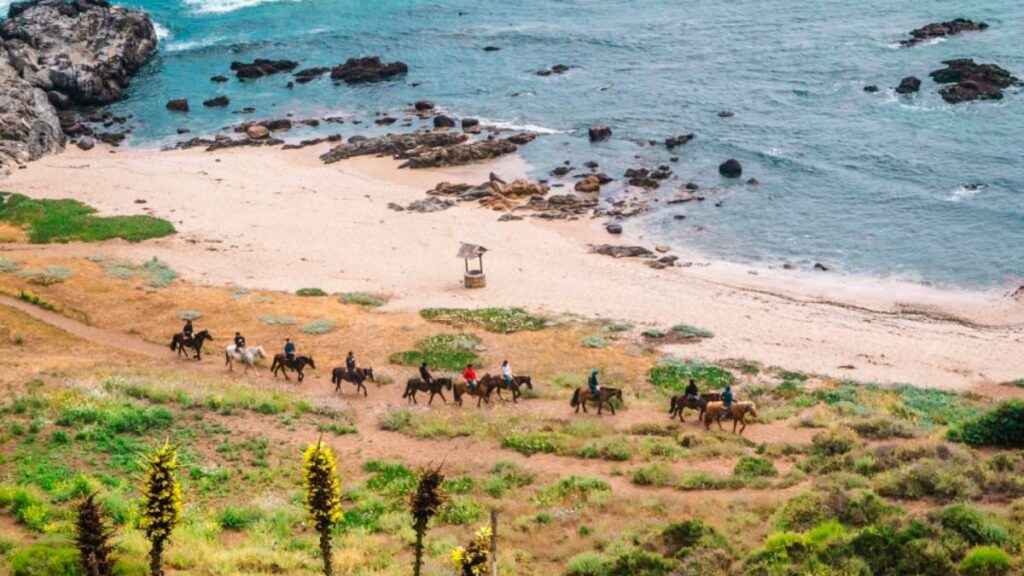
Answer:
xmin=669 ymin=395 xmax=678 ymax=414
xmin=169 ymin=335 xmax=177 ymax=350
xmin=570 ymin=388 xmax=580 ymax=407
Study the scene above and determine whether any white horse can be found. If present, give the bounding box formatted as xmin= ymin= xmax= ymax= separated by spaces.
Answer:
xmin=225 ymin=345 xmax=266 ymax=375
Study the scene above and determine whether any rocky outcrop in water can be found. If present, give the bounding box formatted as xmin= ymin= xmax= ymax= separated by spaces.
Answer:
xmin=901 ymin=19 xmax=988 ymax=47
xmin=396 ymin=136 xmax=528 ymax=169
xmin=719 ymin=159 xmax=743 ymax=178
xmin=0 ymin=0 xmax=157 ymax=173
xmin=319 ymin=132 xmax=468 ymax=164
xmin=929 ymin=59 xmax=1020 ymax=103
xmin=231 ymin=59 xmax=299 ymax=80
xmin=330 ymin=56 xmax=408 ymax=83
xmin=895 ymin=76 xmax=921 ymax=95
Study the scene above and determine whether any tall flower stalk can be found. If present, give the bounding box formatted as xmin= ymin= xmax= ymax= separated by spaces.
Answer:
xmin=410 ymin=465 xmax=445 ymax=576
xmin=451 ymin=525 xmax=493 ymax=576
xmin=140 ymin=443 xmax=182 ymax=576
xmin=75 ymin=494 xmax=116 ymax=576
xmin=303 ymin=438 xmax=344 ymax=576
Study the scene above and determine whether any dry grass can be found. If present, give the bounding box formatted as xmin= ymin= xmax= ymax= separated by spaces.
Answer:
xmin=0 ymin=222 xmax=27 ymax=243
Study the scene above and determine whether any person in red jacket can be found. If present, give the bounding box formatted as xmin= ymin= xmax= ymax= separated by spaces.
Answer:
xmin=463 ymin=364 xmax=478 ymax=393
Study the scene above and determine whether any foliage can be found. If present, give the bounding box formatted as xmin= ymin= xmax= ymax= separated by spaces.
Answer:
xmin=7 ymin=542 xmax=83 ymax=576
xmin=257 ymin=315 xmax=298 ymax=325
xmin=948 ymin=400 xmax=1024 ymax=448
xmin=340 ymin=292 xmax=387 ymax=307
xmin=670 ymin=324 xmax=714 ymax=339
xmin=140 ymin=443 xmax=182 ymax=576
xmin=934 ymin=504 xmax=1008 ymax=547
xmin=580 ymin=335 xmax=609 ymax=349
xmin=301 ymin=319 xmax=337 ymax=335
xmin=437 ymin=496 xmax=483 ymax=525
xmin=363 ymin=460 xmax=416 ymax=498
xmin=734 ymin=457 xmax=778 ymax=479
xmin=531 ymin=475 xmax=609 ymax=506
xmin=303 ymin=439 xmax=344 ymax=576
xmin=75 ymin=494 xmax=115 ymax=576
xmin=143 ymin=258 xmax=178 ymax=288
xmin=0 ymin=193 xmax=174 ymax=243
xmin=959 ymin=546 xmax=1012 ymax=576
xmin=296 ymin=288 xmax=328 ymax=297
xmin=501 ymin=433 xmax=566 ymax=456
xmin=18 ymin=266 xmax=73 ymax=286
xmin=851 ymin=418 xmax=916 ymax=440
xmin=389 ymin=333 xmax=482 ymax=372
xmin=483 ymin=461 xmax=535 ymax=497
xmin=420 ymin=307 xmax=546 ymax=334
xmin=648 ymin=358 xmax=734 ymax=394
xmin=633 ymin=464 xmax=673 ymax=487
xmin=410 ymin=466 xmax=445 ymax=576
xmin=218 ymin=506 xmax=262 ymax=531
xmin=450 ymin=525 xmax=491 ymax=576
xmin=0 ymin=257 xmax=21 ymax=273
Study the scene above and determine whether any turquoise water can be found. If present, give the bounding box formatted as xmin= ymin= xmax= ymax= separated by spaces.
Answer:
xmin=14 ymin=0 xmax=1024 ymax=288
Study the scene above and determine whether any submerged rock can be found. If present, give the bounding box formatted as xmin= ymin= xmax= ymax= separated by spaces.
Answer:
xmin=203 ymin=95 xmax=230 ymax=108
xmin=166 ymin=99 xmax=189 ymax=112
xmin=588 ymin=126 xmax=612 ymax=142
xmin=863 ymin=85 xmax=879 ymax=93
xmin=901 ymin=19 xmax=988 ymax=48
xmin=433 ymin=114 xmax=456 ymax=128
xmin=293 ymin=67 xmax=329 ymax=84
xmin=930 ymin=59 xmax=1020 ymax=103
xmin=231 ymin=59 xmax=299 ymax=80
xmin=718 ymin=159 xmax=743 ymax=178
xmin=665 ymin=134 xmax=695 ymax=149
xmin=330 ymin=56 xmax=408 ymax=83
xmin=895 ymin=76 xmax=921 ymax=94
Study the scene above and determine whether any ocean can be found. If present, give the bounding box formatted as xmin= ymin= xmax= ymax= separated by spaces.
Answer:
xmin=8 ymin=0 xmax=1024 ymax=288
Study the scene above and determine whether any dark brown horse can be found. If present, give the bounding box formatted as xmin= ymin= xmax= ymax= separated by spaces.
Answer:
xmin=170 ymin=329 xmax=213 ymax=360
xmin=271 ymin=354 xmax=315 ymax=382
xmin=332 ymin=367 xmax=374 ymax=396
xmin=403 ymin=377 xmax=452 ymax=405
xmin=453 ymin=375 xmax=502 ymax=408
xmin=669 ymin=392 xmax=721 ymax=422
xmin=491 ymin=374 xmax=534 ymax=403
xmin=571 ymin=386 xmax=623 ymax=415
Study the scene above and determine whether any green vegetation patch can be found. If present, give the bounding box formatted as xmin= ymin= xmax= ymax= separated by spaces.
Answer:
xmin=339 ymin=292 xmax=387 ymax=307
xmin=18 ymin=266 xmax=72 ymax=286
xmin=257 ymin=315 xmax=298 ymax=326
xmin=420 ymin=307 xmax=547 ymax=334
xmin=300 ymin=319 xmax=336 ymax=335
xmin=948 ymin=400 xmax=1024 ymax=448
xmin=531 ymin=475 xmax=609 ymax=506
xmin=0 ymin=258 xmax=21 ymax=273
xmin=0 ymin=193 xmax=174 ymax=243
xmin=648 ymin=358 xmax=734 ymax=394
xmin=295 ymin=287 xmax=327 ymax=297
xmin=388 ymin=333 xmax=482 ymax=371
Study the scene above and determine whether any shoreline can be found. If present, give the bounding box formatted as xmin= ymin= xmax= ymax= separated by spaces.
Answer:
xmin=2 ymin=144 xmax=1023 ymax=389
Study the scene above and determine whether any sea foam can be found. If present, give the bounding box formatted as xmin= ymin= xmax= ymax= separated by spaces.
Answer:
xmin=183 ymin=0 xmax=301 ymax=15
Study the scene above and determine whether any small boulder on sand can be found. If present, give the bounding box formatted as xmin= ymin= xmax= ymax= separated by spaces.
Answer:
xmin=246 ymin=125 xmax=270 ymax=139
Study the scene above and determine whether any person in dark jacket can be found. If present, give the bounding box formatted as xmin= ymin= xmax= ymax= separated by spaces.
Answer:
xmin=684 ymin=379 xmax=699 ymax=400
xmin=284 ymin=338 xmax=296 ymax=361
xmin=722 ymin=385 xmax=734 ymax=410
xmin=346 ymin=351 xmax=356 ymax=375
xmin=588 ymin=369 xmax=600 ymax=400
xmin=182 ymin=319 xmax=194 ymax=340
xmin=419 ymin=362 xmax=433 ymax=385
xmin=234 ymin=332 xmax=246 ymax=355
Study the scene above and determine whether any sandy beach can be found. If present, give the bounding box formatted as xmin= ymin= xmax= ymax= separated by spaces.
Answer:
xmin=2 ymin=144 xmax=1022 ymax=390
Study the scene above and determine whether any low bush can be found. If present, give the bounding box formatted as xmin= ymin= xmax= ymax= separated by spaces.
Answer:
xmin=300 ymin=319 xmax=336 ymax=335
xmin=388 ymin=333 xmax=481 ymax=372
xmin=948 ymin=400 xmax=1024 ymax=448
xmin=7 ymin=542 xmax=82 ymax=576
xmin=851 ymin=418 xmax=916 ymax=440
xmin=580 ymin=335 xmax=608 ymax=349
xmin=676 ymin=472 xmax=743 ymax=491
xmin=531 ymin=475 xmax=609 ymax=506
xmin=959 ymin=546 xmax=1013 ymax=576
xmin=648 ymin=358 xmax=734 ymax=394
xmin=633 ymin=464 xmax=673 ymax=487
xmin=934 ymin=503 xmax=1008 ymax=547
xmin=734 ymin=457 xmax=778 ymax=479
xmin=143 ymin=258 xmax=178 ymax=288
xmin=296 ymin=287 xmax=327 ymax=297
xmin=437 ymin=496 xmax=483 ymax=525
xmin=419 ymin=307 xmax=546 ymax=334
xmin=257 ymin=315 xmax=298 ymax=325
xmin=18 ymin=266 xmax=72 ymax=286
xmin=670 ymin=324 xmax=714 ymax=339
xmin=501 ymin=433 xmax=566 ymax=456
xmin=484 ymin=461 xmax=535 ymax=497
xmin=219 ymin=505 xmax=262 ymax=530
xmin=339 ymin=292 xmax=387 ymax=307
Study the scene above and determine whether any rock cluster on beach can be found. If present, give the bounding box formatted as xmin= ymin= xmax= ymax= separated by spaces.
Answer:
xmin=0 ymin=0 xmax=157 ymax=172
xmin=318 ymin=129 xmax=535 ymax=170
xmin=901 ymin=19 xmax=988 ymax=47
xmin=930 ymin=59 xmax=1021 ymax=104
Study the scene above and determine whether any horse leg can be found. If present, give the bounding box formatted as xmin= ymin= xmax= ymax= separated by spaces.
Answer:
xmin=610 ymin=400 xmax=616 ymax=415
xmin=297 ymin=371 xmax=304 ymax=383
xmin=438 ymin=390 xmax=447 ymax=405
xmin=360 ymin=383 xmax=367 ymax=397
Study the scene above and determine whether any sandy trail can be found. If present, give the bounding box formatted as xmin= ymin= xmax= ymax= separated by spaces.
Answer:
xmin=2 ymin=146 xmax=1023 ymax=390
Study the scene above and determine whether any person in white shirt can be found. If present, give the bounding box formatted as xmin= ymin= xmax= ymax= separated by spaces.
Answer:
xmin=501 ymin=359 xmax=514 ymax=389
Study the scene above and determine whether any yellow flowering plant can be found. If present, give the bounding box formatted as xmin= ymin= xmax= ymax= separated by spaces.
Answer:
xmin=140 ymin=443 xmax=182 ymax=576
xmin=303 ymin=438 xmax=344 ymax=576
xmin=451 ymin=525 xmax=492 ymax=576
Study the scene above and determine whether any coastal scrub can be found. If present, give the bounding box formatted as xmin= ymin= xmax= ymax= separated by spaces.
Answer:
xmin=0 ymin=193 xmax=174 ymax=243
xmin=420 ymin=307 xmax=547 ymax=334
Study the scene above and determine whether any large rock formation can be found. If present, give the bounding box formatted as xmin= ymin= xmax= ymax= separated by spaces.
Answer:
xmin=0 ymin=0 xmax=157 ymax=173
xmin=397 ymin=137 xmax=523 ymax=169
xmin=330 ymin=56 xmax=408 ymax=83
xmin=901 ymin=19 xmax=988 ymax=48
xmin=319 ymin=132 xmax=467 ymax=164
xmin=929 ymin=59 xmax=1020 ymax=103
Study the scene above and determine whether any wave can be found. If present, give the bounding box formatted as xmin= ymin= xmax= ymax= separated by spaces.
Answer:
xmin=945 ymin=184 xmax=985 ymax=203
xmin=165 ymin=36 xmax=228 ymax=53
xmin=475 ymin=117 xmax=565 ymax=134
xmin=183 ymin=0 xmax=302 ymax=15
xmin=153 ymin=22 xmax=171 ymax=41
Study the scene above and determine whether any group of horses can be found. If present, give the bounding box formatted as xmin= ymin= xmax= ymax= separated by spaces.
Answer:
xmin=169 ymin=330 xmax=757 ymax=434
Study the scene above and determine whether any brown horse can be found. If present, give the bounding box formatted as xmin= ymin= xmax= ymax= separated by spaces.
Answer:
xmin=492 ymin=374 xmax=534 ymax=403
xmin=270 ymin=354 xmax=315 ymax=382
xmin=453 ymin=375 xmax=502 ymax=408
xmin=332 ymin=367 xmax=374 ymax=396
xmin=403 ymin=377 xmax=452 ymax=405
xmin=669 ymin=392 xmax=721 ymax=422
xmin=170 ymin=330 xmax=213 ymax=360
xmin=570 ymin=386 xmax=623 ymax=415
xmin=703 ymin=401 xmax=758 ymax=434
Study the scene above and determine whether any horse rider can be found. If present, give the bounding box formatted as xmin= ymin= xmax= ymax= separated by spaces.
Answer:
xmin=684 ymin=378 xmax=699 ymax=401
xmin=182 ymin=318 xmax=194 ymax=344
xmin=501 ymin=360 xmax=514 ymax=389
xmin=346 ymin=351 xmax=357 ymax=376
xmin=722 ymin=385 xmax=735 ymax=412
xmin=284 ymin=338 xmax=296 ymax=362
xmin=588 ymin=369 xmax=600 ymax=400
xmin=419 ymin=362 xmax=434 ymax=386
xmin=463 ymin=363 xmax=479 ymax=393
xmin=234 ymin=332 xmax=246 ymax=356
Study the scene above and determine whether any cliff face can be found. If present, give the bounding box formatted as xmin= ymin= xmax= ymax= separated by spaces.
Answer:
xmin=0 ymin=0 xmax=157 ymax=174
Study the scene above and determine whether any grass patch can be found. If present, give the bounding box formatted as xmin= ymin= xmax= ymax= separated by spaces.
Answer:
xmin=388 ymin=333 xmax=481 ymax=372
xmin=0 ymin=258 xmax=21 ymax=273
xmin=300 ymin=319 xmax=336 ymax=335
xmin=648 ymin=358 xmax=734 ymax=394
xmin=0 ymin=193 xmax=175 ymax=243
xmin=580 ymin=335 xmax=608 ymax=349
xmin=501 ymin=432 xmax=567 ymax=456
xmin=18 ymin=266 xmax=72 ymax=286
xmin=340 ymin=292 xmax=387 ymax=307
xmin=670 ymin=324 xmax=714 ymax=339
xmin=143 ymin=258 xmax=178 ymax=288
xmin=419 ymin=307 xmax=546 ymax=334
xmin=295 ymin=287 xmax=327 ymax=297
xmin=257 ymin=315 xmax=298 ymax=325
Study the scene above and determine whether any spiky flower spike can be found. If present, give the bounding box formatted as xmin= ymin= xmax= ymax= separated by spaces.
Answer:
xmin=75 ymin=493 xmax=116 ymax=576
xmin=303 ymin=438 xmax=344 ymax=576
xmin=410 ymin=465 xmax=446 ymax=576
xmin=140 ymin=443 xmax=182 ymax=576
xmin=451 ymin=525 xmax=493 ymax=576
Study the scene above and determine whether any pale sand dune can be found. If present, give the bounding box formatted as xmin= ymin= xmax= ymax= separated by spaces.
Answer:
xmin=3 ymin=145 xmax=1023 ymax=390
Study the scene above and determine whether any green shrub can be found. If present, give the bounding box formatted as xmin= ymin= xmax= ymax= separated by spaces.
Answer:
xmin=642 ymin=329 xmax=666 ymax=339
xmin=7 ymin=542 xmax=82 ymax=576
xmin=531 ymin=475 xmax=609 ymax=506
xmin=257 ymin=315 xmax=298 ymax=325
xmin=851 ymin=418 xmax=916 ymax=440
xmin=565 ymin=551 xmax=608 ymax=576
xmin=676 ymin=472 xmax=743 ymax=492
xmin=579 ymin=437 xmax=632 ymax=461
xmin=648 ymin=358 xmax=734 ymax=394
xmin=363 ymin=460 xmax=416 ymax=497
xmin=948 ymin=400 xmax=1024 ymax=448
xmin=339 ymin=292 xmax=387 ymax=307
xmin=388 ymin=333 xmax=481 ymax=372
xmin=218 ymin=506 xmax=262 ymax=530
xmin=734 ymin=457 xmax=778 ymax=479
xmin=501 ymin=433 xmax=565 ymax=456
xmin=437 ymin=496 xmax=483 ymax=525
xmin=580 ymin=335 xmax=608 ymax=349
xmin=959 ymin=546 xmax=1012 ymax=576
xmin=296 ymin=287 xmax=327 ymax=297
xmin=633 ymin=464 xmax=672 ymax=487
xmin=874 ymin=459 xmax=983 ymax=502
xmin=0 ymin=193 xmax=174 ymax=244
xmin=19 ymin=266 xmax=72 ymax=286
xmin=484 ymin=461 xmax=535 ymax=497
xmin=300 ymin=319 xmax=336 ymax=335
xmin=935 ymin=504 xmax=1008 ymax=547
xmin=670 ymin=324 xmax=714 ymax=339
xmin=774 ymin=492 xmax=826 ymax=532
xmin=419 ymin=307 xmax=546 ymax=334
xmin=605 ymin=548 xmax=675 ymax=576
xmin=810 ymin=429 xmax=857 ymax=457
xmin=377 ymin=409 xmax=411 ymax=431
xmin=143 ymin=258 xmax=178 ymax=288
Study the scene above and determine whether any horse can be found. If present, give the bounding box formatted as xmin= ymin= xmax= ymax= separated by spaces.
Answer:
xmin=703 ymin=401 xmax=759 ymax=434
xmin=270 ymin=354 xmax=316 ymax=382
xmin=403 ymin=377 xmax=453 ymax=405
xmin=491 ymin=374 xmax=534 ymax=403
xmin=225 ymin=345 xmax=266 ymax=375
xmin=453 ymin=375 xmax=503 ymax=408
xmin=669 ymin=392 xmax=722 ymax=422
xmin=332 ymin=367 xmax=374 ymax=397
xmin=170 ymin=330 xmax=213 ymax=360
xmin=570 ymin=386 xmax=623 ymax=416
